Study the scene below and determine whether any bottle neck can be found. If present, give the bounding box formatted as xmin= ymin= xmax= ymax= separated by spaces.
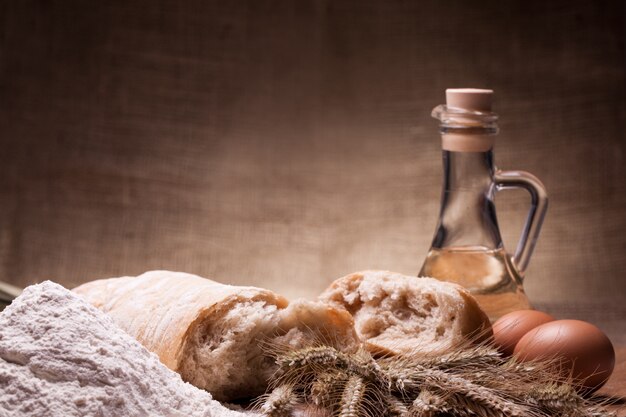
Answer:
xmin=430 ymin=145 xmax=503 ymax=251
xmin=444 ymin=148 xmax=495 ymax=191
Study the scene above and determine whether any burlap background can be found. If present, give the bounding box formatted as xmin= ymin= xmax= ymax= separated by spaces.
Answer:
xmin=0 ymin=1 xmax=624 ymax=337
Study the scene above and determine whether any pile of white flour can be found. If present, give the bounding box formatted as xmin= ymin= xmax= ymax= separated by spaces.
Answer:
xmin=0 ymin=281 xmax=254 ymax=417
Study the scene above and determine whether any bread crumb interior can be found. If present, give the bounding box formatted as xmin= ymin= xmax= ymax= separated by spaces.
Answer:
xmin=180 ymin=301 xmax=280 ymax=401
xmin=336 ymin=275 xmax=462 ymax=351
xmin=179 ymin=300 xmax=335 ymax=402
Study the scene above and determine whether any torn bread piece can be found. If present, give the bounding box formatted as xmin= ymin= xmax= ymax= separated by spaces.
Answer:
xmin=318 ymin=270 xmax=492 ymax=355
xmin=74 ymin=271 xmax=358 ymax=402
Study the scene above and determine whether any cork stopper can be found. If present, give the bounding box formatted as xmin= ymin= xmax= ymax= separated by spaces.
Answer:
xmin=439 ymin=88 xmax=496 ymax=152
xmin=446 ymin=88 xmax=493 ymax=112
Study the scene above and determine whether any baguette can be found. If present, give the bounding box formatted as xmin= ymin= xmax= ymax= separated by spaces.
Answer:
xmin=74 ymin=270 xmax=358 ymax=401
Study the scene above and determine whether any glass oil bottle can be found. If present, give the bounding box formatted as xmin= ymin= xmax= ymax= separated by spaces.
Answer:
xmin=419 ymin=89 xmax=548 ymax=321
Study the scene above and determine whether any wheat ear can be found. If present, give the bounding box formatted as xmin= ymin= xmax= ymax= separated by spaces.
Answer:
xmin=260 ymin=385 xmax=299 ymax=417
xmin=275 ymin=346 xmax=387 ymax=388
xmin=386 ymin=395 xmax=409 ymax=416
xmin=309 ymin=370 xmax=346 ymax=408
xmin=409 ymin=388 xmax=449 ymax=417
xmin=338 ymin=375 xmax=365 ymax=417
xmin=415 ymin=365 xmax=536 ymax=417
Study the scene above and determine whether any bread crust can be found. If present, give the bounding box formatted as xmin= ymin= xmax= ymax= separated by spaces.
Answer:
xmin=73 ymin=270 xmax=288 ymax=371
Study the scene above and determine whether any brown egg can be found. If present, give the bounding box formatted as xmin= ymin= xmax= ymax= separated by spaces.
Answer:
xmin=514 ymin=320 xmax=615 ymax=393
xmin=492 ymin=310 xmax=555 ymax=356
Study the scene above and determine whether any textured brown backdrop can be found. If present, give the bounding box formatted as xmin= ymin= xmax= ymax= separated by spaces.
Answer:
xmin=0 ymin=1 xmax=624 ymax=338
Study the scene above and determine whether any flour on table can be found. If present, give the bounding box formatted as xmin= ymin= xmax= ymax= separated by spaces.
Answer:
xmin=0 ymin=281 xmax=255 ymax=417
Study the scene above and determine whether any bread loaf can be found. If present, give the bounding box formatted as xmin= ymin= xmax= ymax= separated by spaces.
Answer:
xmin=74 ymin=270 xmax=358 ymax=402
xmin=318 ymin=270 xmax=492 ymax=355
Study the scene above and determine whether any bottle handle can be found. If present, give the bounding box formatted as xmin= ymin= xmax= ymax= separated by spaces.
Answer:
xmin=494 ymin=170 xmax=549 ymax=276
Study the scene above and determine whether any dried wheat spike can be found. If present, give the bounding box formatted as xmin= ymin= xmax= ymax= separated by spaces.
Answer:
xmin=583 ymin=407 xmax=618 ymax=417
xmin=278 ymin=346 xmax=343 ymax=369
xmin=275 ymin=345 xmax=387 ymax=388
xmin=414 ymin=366 xmax=533 ymax=417
xmin=386 ymin=395 xmax=409 ymax=417
xmin=416 ymin=345 xmax=502 ymax=371
xmin=528 ymin=383 xmax=618 ymax=417
xmin=309 ymin=370 xmax=346 ymax=407
xmin=260 ymin=385 xmax=299 ymax=417
xmin=410 ymin=389 xmax=448 ymax=417
xmin=338 ymin=375 xmax=365 ymax=417
xmin=527 ymin=383 xmax=581 ymax=411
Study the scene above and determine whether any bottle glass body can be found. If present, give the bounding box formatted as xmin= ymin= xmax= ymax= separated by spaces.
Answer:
xmin=419 ymin=150 xmax=531 ymax=320
xmin=420 ymin=105 xmax=547 ymax=321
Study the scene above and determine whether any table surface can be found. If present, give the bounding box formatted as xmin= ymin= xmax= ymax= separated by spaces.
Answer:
xmin=598 ymin=346 xmax=625 ymax=415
